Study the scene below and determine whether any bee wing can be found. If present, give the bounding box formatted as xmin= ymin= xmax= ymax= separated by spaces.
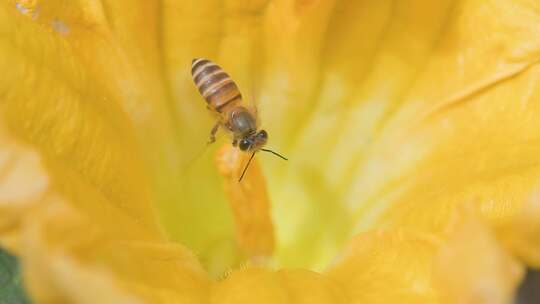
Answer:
xmin=179 ymin=120 xmax=228 ymax=173
xmin=248 ymin=79 xmax=262 ymax=128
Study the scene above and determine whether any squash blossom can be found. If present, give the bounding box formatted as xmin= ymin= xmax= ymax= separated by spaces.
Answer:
xmin=2 ymin=0 xmax=540 ymax=303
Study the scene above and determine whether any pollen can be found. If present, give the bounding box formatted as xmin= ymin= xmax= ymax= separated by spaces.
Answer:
xmin=15 ymin=0 xmax=39 ymax=19
xmin=215 ymin=144 xmax=275 ymax=264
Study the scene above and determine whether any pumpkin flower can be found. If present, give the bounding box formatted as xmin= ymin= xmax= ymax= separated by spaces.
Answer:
xmin=2 ymin=0 xmax=540 ymax=303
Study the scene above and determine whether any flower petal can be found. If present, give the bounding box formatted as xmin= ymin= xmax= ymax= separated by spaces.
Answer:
xmin=433 ymin=210 xmax=523 ymax=304
xmin=498 ymin=189 xmax=540 ymax=267
xmin=328 ymin=229 xmax=440 ymax=303
xmin=1 ymin=2 xmax=211 ymax=302
xmin=1 ymin=0 xmax=165 ymax=234
xmin=20 ymin=196 xmax=209 ymax=304
xmin=327 ymin=210 xmax=524 ymax=304
xmin=211 ymin=268 xmax=347 ymax=304
xmin=266 ymin=0 xmax=540 ymax=270
xmin=0 ymin=123 xmax=210 ymax=303
xmin=366 ymin=0 xmax=540 ymax=237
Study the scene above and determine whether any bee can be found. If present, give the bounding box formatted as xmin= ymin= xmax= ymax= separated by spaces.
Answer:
xmin=191 ymin=58 xmax=287 ymax=181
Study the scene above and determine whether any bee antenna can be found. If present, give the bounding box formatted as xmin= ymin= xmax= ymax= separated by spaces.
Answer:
xmin=239 ymin=152 xmax=256 ymax=182
xmin=261 ymin=148 xmax=288 ymax=161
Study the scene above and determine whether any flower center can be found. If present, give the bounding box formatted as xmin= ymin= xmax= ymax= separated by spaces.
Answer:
xmin=215 ymin=144 xmax=275 ymax=265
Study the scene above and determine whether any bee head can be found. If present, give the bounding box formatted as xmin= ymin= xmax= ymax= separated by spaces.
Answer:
xmin=239 ymin=130 xmax=268 ymax=152
xmin=237 ymin=130 xmax=286 ymax=181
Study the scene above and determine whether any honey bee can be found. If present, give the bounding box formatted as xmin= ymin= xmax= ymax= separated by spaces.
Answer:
xmin=191 ymin=58 xmax=287 ymax=181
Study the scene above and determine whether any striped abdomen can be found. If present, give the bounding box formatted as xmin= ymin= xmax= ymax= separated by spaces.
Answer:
xmin=191 ymin=58 xmax=242 ymax=113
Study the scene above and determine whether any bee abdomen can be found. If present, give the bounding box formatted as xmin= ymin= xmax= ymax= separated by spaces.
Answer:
xmin=191 ymin=58 xmax=242 ymax=112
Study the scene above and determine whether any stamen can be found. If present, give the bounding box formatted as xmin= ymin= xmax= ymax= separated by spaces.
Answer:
xmin=215 ymin=144 xmax=274 ymax=264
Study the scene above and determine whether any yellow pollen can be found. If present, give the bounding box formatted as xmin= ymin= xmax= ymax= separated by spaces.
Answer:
xmin=215 ymin=144 xmax=275 ymax=264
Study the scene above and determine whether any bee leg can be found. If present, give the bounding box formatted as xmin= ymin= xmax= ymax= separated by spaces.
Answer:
xmin=207 ymin=123 xmax=219 ymax=144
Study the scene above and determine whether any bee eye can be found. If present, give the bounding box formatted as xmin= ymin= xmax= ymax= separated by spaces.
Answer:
xmin=239 ymin=139 xmax=250 ymax=151
xmin=257 ymin=130 xmax=268 ymax=140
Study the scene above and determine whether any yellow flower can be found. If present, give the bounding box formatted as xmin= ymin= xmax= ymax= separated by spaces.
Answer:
xmin=1 ymin=0 xmax=540 ymax=303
